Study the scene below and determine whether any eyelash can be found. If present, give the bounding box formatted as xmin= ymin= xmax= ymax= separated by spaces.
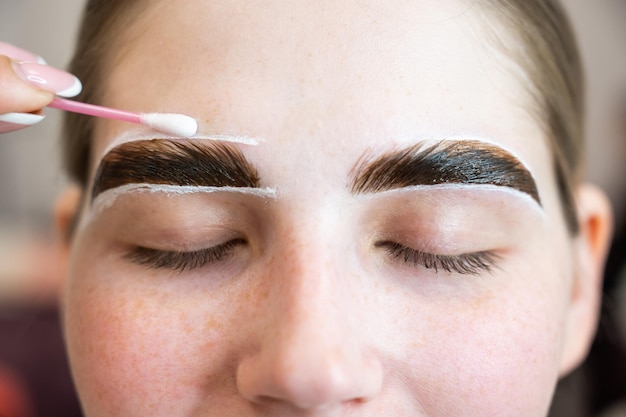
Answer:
xmin=124 ymin=238 xmax=498 ymax=276
xmin=124 ymin=238 xmax=246 ymax=272
xmin=375 ymin=241 xmax=499 ymax=275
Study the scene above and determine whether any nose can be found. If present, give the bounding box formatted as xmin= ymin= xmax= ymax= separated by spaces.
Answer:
xmin=236 ymin=237 xmax=383 ymax=409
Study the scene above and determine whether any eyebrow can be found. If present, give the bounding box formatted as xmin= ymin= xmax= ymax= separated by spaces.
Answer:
xmin=351 ymin=140 xmax=541 ymax=204
xmin=91 ymin=139 xmax=260 ymax=201
xmin=92 ymin=139 xmax=540 ymax=206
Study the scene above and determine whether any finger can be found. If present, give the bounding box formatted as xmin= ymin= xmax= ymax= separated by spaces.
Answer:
xmin=0 ymin=54 xmax=53 ymax=114
xmin=0 ymin=112 xmax=45 ymax=134
xmin=11 ymin=60 xmax=82 ymax=98
xmin=0 ymin=42 xmax=82 ymax=134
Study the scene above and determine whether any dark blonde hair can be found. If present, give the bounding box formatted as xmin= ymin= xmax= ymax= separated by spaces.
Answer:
xmin=475 ymin=0 xmax=583 ymax=233
xmin=63 ymin=0 xmax=584 ymax=233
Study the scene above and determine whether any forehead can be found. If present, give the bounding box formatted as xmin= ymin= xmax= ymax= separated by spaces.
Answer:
xmin=92 ymin=0 xmax=551 ymax=186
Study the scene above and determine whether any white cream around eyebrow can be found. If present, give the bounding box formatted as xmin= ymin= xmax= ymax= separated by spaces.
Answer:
xmin=388 ymin=132 xmax=540 ymax=180
xmin=80 ymin=184 xmax=277 ymax=229
xmin=94 ymin=183 xmax=276 ymax=210
xmin=99 ymin=129 xmax=263 ymax=162
xmin=365 ymin=183 xmax=546 ymax=216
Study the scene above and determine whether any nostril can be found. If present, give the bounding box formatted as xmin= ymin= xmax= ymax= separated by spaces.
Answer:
xmin=236 ymin=352 xmax=383 ymax=409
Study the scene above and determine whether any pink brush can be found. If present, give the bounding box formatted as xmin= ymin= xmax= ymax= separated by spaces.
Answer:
xmin=48 ymin=97 xmax=198 ymax=137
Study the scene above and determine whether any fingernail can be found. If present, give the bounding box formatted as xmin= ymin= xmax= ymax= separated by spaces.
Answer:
xmin=0 ymin=112 xmax=45 ymax=133
xmin=12 ymin=61 xmax=82 ymax=98
xmin=0 ymin=41 xmax=46 ymax=64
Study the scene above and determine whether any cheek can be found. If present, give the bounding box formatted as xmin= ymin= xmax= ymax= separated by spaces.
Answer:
xmin=385 ymin=253 xmax=571 ymax=415
xmin=62 ymin=245 xmax=237 ymax=416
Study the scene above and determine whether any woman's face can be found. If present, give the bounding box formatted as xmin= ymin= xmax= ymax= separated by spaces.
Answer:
xmin=62 ymin=0 xmax=594 ymax=416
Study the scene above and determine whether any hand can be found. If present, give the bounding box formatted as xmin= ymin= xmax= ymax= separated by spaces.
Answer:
xmin=0 ymin=41 xmax=81 ymax=133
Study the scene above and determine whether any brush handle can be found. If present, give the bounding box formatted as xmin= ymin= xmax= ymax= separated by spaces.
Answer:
xmin=48 ymin=97 xmax=142 ymax=124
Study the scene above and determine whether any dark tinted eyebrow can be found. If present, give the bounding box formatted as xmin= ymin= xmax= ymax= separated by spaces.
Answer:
xmin=91 ymin=139 xmax=260 ymax=201
xmin=351 ymin=140 xmax=541 ymax=204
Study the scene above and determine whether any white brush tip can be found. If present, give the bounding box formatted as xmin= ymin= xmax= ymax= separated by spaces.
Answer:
xmin=140 ymin=113 xmax=198 ymax=137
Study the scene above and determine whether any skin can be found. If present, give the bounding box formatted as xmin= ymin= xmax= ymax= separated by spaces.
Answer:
xmin=57 ymin=0 xmax=612 ymax=416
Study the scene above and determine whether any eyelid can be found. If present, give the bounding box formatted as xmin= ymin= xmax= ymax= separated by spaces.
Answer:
xmin=361 ymin=185 xmax=547 ymax=257
xmin=357 ymin=183 xmax=544 ymax=213
xmin=376 ymin=241 xmax=501 ymax=275
xmin=124 ymin=238 xmax=247 ymax=272
xmin=86 ymin=184 xmax=276 ymax=224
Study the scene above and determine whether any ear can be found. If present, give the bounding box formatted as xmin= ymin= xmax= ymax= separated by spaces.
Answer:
xmin=559 ymin=183 xmax=613 ymax=376
xmin=53 ymin=185 xmax=83 ymax=277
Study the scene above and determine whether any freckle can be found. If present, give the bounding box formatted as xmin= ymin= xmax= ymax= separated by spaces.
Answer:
xmin=383 ymin=283 xmax=392 ymax=295
xmin=409 ymin=341 xmax=423 ymax=351
xmin=132 ymin=299 xmax=145 ymax=313
xmin=466 ymin=289 xmax=496 ymax=316
xmin=201 ymin=341 xmax=217 ymax=353
xmin=204 ymin=315 xmax=219 ymax=332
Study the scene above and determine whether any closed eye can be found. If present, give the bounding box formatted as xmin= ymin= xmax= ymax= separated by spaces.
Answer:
xmin=124 ymin=238 xmax=247 ymax=272
xmin=375 ymin=241 xmax=500 ymax=275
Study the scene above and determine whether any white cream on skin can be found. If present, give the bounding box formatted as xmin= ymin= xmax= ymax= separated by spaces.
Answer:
xmin=77 ymin=184 xmax=276 ymax=232
xmin=362 ymin=132 xmax=542 ymax=183
xmin=99 ymin=129 xmax=263 ymax=161
xmin=84 ymin=133 xmax=545 ymax=231
xmin=92 ymin=184 xmax=277 ymax=213
xmin=360 ymin=183 xmax=544 ymax=211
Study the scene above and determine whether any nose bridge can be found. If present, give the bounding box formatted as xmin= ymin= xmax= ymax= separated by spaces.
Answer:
xmin=267 ymin=208 xmax=356 ymax=368
xmin=274 ymin=225 xmax=349 ymax=350
xmin=236 ymin=207 xmax=383 ymax=408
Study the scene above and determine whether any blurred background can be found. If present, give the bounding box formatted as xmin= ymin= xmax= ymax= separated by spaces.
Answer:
xmin=0 ymin=1 xmax=624 ymax=416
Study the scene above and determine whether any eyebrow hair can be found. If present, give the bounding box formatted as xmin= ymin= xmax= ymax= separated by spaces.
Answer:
xmin=91 ymin=139 xmax=260 ymax=201
xmin=351 ymin=140 xmax=541 ymax=204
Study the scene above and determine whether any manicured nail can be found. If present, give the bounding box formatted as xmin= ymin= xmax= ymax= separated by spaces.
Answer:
xmin=0 ymin=112 xmax=45 ymax=134
xmin=0 ymin=41 xmax=46 ymax=64
xmin=12 ymin=61 xmax=82 ymax=97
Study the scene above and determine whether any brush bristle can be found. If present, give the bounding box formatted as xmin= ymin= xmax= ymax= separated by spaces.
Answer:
xmin=140 ymin=113 xmax=198 ymax=137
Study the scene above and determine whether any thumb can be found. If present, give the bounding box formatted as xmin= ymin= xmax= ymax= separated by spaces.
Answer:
xmin=0 ymin=54 xmax=54 ymax=115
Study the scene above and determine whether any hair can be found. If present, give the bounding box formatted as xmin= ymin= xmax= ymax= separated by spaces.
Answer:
xmin=62 ymin=0 xmax=584 ymax=234
xmin=473 ymin=0 xmax=584 ymax=234
xmin=63 ymin=0 xmax=148 ymax=190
